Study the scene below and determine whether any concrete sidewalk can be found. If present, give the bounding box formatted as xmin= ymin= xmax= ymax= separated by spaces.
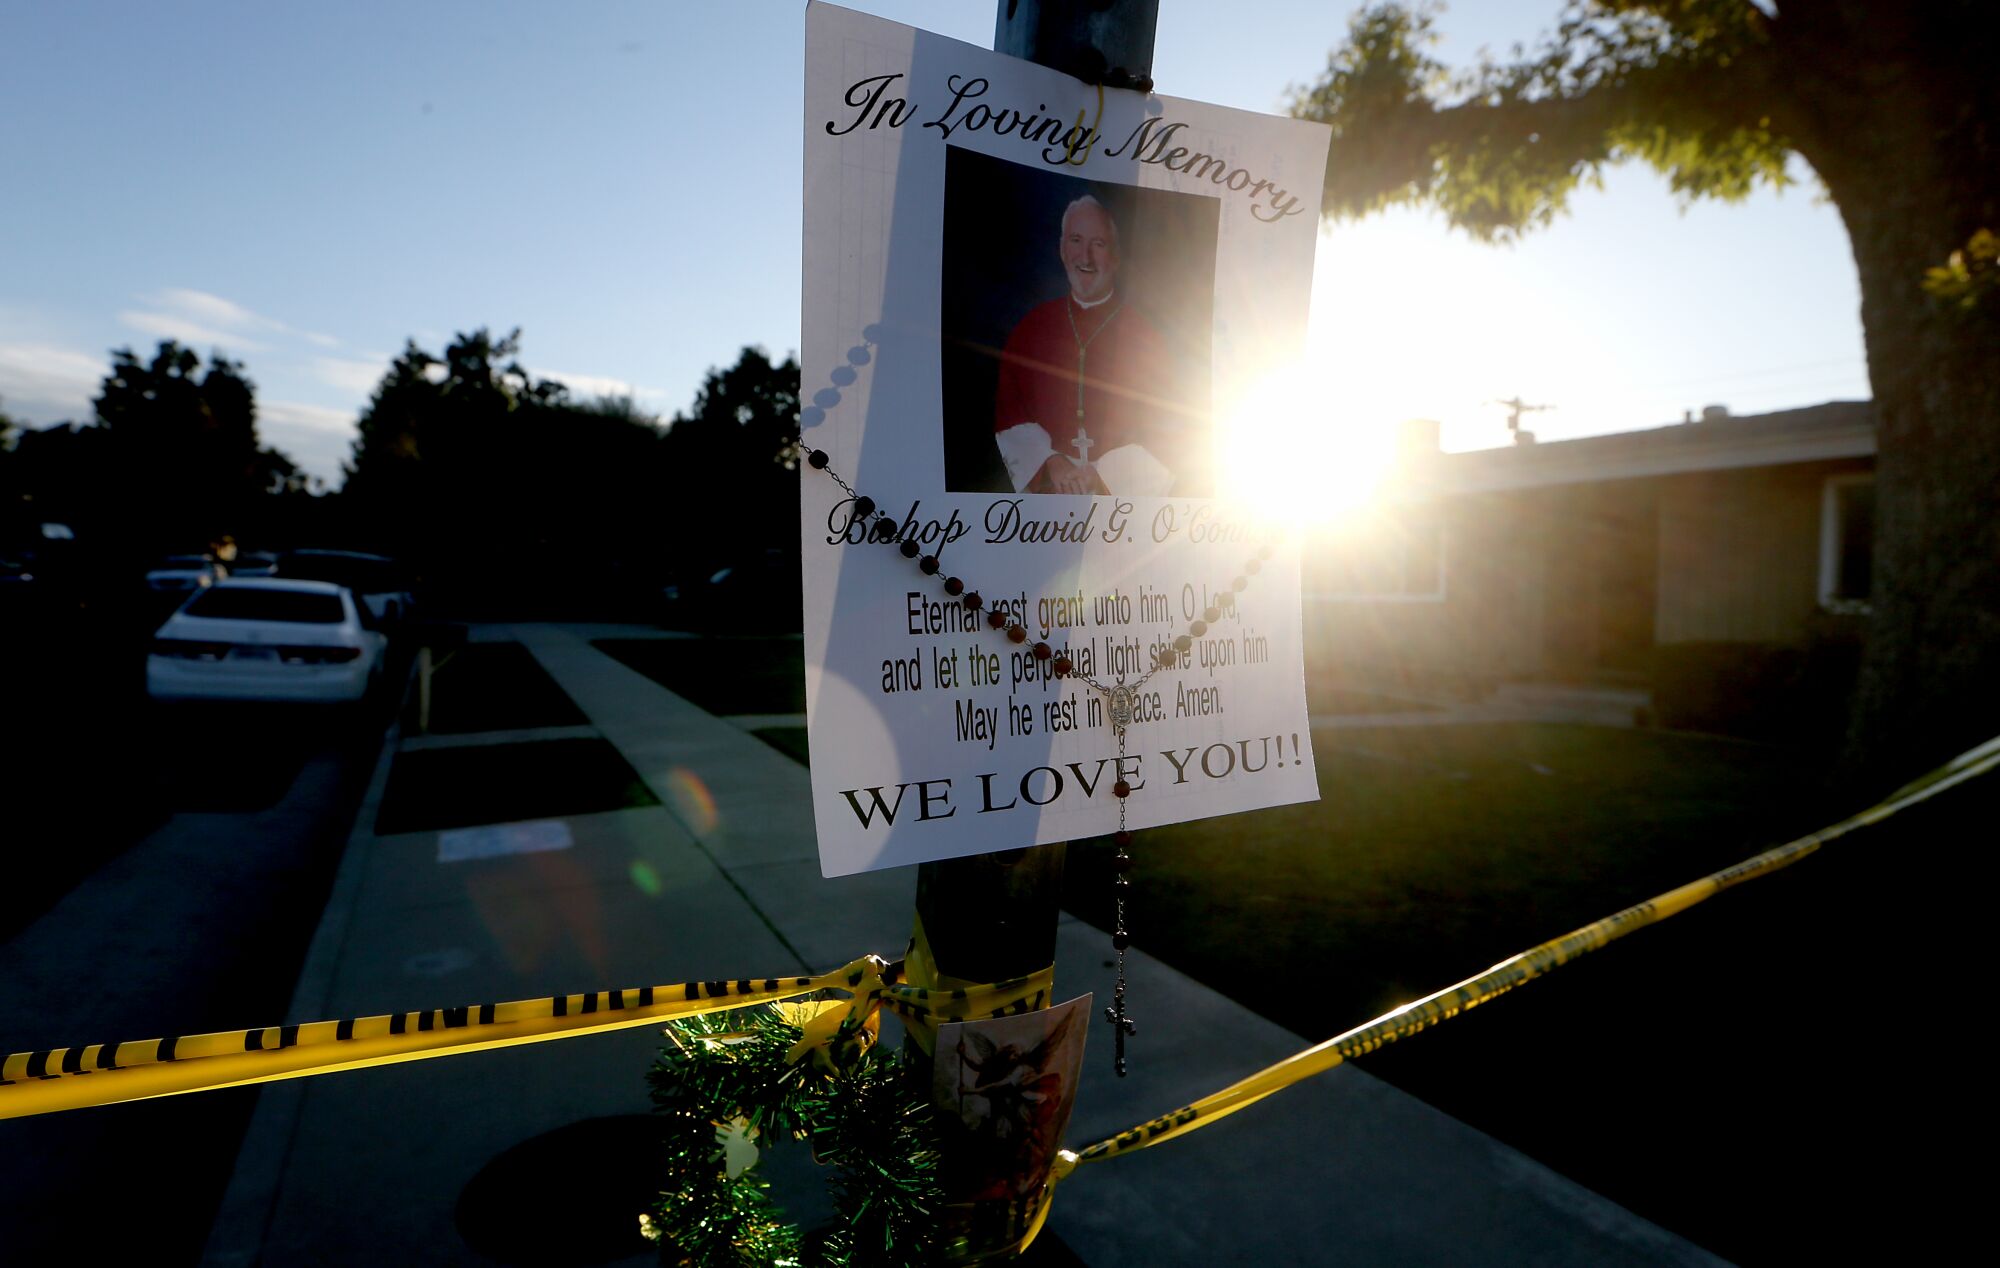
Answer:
xmin=204 ymin=624 xmax=1722 ymax=1266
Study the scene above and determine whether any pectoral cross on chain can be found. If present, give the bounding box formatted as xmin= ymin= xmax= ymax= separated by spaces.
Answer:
xmin=1071 ymin=424 xmax=1095 ymax=464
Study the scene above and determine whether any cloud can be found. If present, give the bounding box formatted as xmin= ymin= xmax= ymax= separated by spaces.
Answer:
xmin=119 ymin=288 xmax=342 ymax=356
xmin=0 ymin=342 xmax=106 ymax=422
xmin=542 ymin=369 xmax=638 ymax=398
xmin=116 ymin=308 xmax=266 ymax=352
xmin=312 ymin=355 xmax=388 ymax=396
xmin=150 ymin=288 xmax=261 ymax=329
xmin=260 ymin=398 xmax=357 ymax=435
xmin=259 ymin=400 xmax=358 ymax=488
xmin=537 ymin=367 xmax=673 ymax=413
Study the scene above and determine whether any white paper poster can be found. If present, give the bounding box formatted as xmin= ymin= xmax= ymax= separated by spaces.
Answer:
xmin=802 ymin=2 xmax=1329 ymax=876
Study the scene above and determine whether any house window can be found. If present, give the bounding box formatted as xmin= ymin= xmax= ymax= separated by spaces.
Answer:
xmin=1819 ymin=473 xmax=1874 ymax=613
xmin=1305 ymin=509 xmax=1446 ymax=602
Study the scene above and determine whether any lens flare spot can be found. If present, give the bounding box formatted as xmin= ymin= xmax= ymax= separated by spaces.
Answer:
xmin=628 ymin=859 xmax=663 ymax=897
xmin=663 ymin=766 xmax=719 ymax=836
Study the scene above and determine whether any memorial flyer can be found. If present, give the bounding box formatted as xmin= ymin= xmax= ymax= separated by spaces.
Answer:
xmin=802 ymin=2 xmax=1331 ymax=876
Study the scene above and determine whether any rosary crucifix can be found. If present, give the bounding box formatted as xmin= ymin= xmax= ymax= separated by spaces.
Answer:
xmin=1078 ymin=674 xmax=1147 ymax=1074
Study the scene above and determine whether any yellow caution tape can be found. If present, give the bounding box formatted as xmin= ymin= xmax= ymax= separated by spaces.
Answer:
xmin=1046 ymin=731 xmax=2000 ymax=1179
xmin=0 ymin=955 xmax=1054 ymax=1121
xmin=10 ymin=720 xmax=1994 ymax=1202
xmin=895 ymin=911 xmax=1037 ymax=1058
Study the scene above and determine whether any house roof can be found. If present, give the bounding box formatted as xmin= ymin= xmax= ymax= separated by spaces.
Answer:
xmin=1433 ymin=400 xmax=1875 ymax=493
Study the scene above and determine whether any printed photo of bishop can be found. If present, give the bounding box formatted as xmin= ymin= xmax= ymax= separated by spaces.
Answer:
xmin=939 ymin=148 xmax=1219 ymax=497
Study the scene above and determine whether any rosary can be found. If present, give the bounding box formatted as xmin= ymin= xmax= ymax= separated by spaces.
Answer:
xmin=802 ymin=444 xmax=1271 ymax=1076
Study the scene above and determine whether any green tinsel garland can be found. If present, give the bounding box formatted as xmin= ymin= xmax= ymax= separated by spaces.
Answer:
xmin=642 ymin=1004 xmax=946 ymax=1267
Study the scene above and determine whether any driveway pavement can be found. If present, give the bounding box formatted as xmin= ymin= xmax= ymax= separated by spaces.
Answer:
xmin=200 ymin=624 xmax=1723 ymax=1266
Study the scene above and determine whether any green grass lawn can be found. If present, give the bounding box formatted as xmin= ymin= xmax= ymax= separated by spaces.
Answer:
xmin=680 ymin=658 xmax=1981 ymax=1262
xmin=1063 ymin=725 xmax=1823 ymax=1033
xmin=752 ymin=725 xmax=812 ymax=767
xmin=1053 ymin=723 xmax=1976 ymax=1265
xmin=405 ymin=642 xmax=588 ymax=734
xmin=595 ymin=637 xmax=805 ymax=715
xmin=375 ymin=737 xmax=660 ymax=834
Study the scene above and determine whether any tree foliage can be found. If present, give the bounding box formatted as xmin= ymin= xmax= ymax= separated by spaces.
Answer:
xmin=342 ymin=332 xmax=801 ymax=618
xmin=1301 ymin=2 xmax=1831 ymax=239
xmin=1293 ymin=1 xmax=1999 ymax=786
xmin=94 ymin=343 xmax=298 ymax=522
xmin=663 ymin=345 xmax=804 ymax=503
xmin=15 ymin=341 xmax=302 ymax=552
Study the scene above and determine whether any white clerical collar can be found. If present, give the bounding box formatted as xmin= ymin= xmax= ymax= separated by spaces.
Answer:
xmin=1071 ymin=290 xmax=1116 ymax=310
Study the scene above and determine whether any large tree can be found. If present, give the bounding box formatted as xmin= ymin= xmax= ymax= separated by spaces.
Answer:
xmin=1293 ymin=0 xmax=1998 ymax=789
xmin=91 ymin=341 xmax=295 ymax=547
xmin=343 ymin=328 xmax=681 ymax=612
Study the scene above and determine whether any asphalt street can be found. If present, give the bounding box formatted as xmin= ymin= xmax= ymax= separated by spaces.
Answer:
xmin=0 ymin=684 xmax=399 ymax=1264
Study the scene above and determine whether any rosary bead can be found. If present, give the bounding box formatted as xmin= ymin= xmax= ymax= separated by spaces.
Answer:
xmin=1258 ymin=543 xmax=1274 ymax=561
xmin=1231 ymin=575 xmax=1248 ymax=591
xmin=1173 ymin=634 xmax=1192 ymax=652
xmin=1032 ymin=641 xmax=1052 ymax=660
xmin=900 ymin=539 xmax=920 ymax=558
xmin=1007 ymin=623 xmax=1027 ymax=643
xmin=987 ymin=608 xmax=1008 ymax=629
xmin=1112 ymin=853 xmax=1133 ymax=873
xmin=1113 ymin=779 xmax=1132 ymax=798
xmin=1113 ymin=830 xmax=1132 ymax=848
xmin=1112 ymin=931 xmax=1130 ymax=950
xmin=920 ymin=555 xmax=940 ymax=574
xmin=964 ymin=591 xmax=982 ymax=610
xmin=807 ymin=449 xmax=829 ymax=469
xmin=944 ymin=576 xmax=964 ymax=595
xmin=1052 ymin=655 xmax=1072 ymax=676
xmin=1155 ymin=646 xmax=1177 ymax=669
xmin=1114 ymin=874 xmax=1130 ymax=888
xmin=1189 ymin=620 xmax=1207 ymax=637
xmin=853 ymin=496 xmax=875 ymax=519
xmin=1246 ymin=558 xmax=1261 ymax=575
xmin=1203 ymin=606 xmax=1221 ymax=624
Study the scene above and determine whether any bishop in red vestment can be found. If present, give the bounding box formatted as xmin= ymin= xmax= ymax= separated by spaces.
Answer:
xmin=993 ymin=196 xmax=1188 ymax=497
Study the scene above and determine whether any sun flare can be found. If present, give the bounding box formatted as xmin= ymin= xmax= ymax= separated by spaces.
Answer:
xmin=1214 ymin=363 xmax=1402 ymax=526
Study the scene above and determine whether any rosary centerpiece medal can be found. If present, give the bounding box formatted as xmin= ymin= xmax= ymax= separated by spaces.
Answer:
xmin=1105 ymin=683 xmax=1135 ymax=734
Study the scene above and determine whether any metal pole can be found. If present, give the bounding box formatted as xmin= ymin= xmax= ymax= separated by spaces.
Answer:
xmin=909 ymin=3 xmax=1159 ymax=1260
xmin=992 ymin=0 xmax=1158 ymax=91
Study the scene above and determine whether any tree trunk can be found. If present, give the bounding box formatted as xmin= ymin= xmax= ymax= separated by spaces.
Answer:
xmin=1792 ymin=11 xmax=2000 ymax=791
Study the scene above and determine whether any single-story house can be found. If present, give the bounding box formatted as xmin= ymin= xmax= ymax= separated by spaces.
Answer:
xmin=1302 ymin=401 xmax=1876 ymax=735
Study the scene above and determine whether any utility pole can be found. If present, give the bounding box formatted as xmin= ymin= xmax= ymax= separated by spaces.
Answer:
xmin=909 ymin=2 xmax=1160 ymax=1261
xmin=1491 ymin=395 xmax=1553 ymax=445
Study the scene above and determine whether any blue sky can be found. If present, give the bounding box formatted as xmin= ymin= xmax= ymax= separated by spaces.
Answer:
xmin=0 ymin=1 xmax=1869 ymax=486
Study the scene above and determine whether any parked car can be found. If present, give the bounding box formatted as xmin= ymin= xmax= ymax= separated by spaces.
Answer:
xmin=145 ymin=554 xmax=221 ymax=592
xmin=146 ymin=578 xmax=387 ymax=703
xmin=278 ymin=549 xmax=415 ymax=625
xmin=229 ymin=550 xmax=280 ymax=577
xmin=658 ymin=549 xmax=801 ymax=631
